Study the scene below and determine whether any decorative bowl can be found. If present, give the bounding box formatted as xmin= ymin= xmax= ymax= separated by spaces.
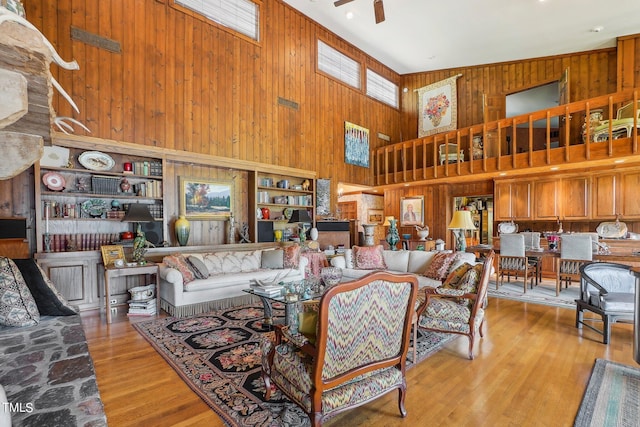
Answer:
xmin=321 ymin=267 xmax=342 ymax=287
xmin=402 ymin=233 xmax=411 ymax=240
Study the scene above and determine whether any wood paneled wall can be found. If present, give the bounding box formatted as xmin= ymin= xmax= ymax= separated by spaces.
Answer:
xmin=400 ymin=49 xmax=618 ymax=141
xmin=22 ymin=0 xmax=401 ymax=190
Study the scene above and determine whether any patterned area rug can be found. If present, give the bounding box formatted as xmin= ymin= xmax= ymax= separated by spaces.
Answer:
xmin=133 ymin=303 xmax=456 ymax=427
xmin=488 ymin=278 xmax=579 ymax=309
xmin=574 ymin=358 xmax=640 ymax=426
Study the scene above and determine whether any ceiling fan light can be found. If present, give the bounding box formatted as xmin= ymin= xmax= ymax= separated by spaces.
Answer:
xmin=374 ymin=0 xmax=385 ymax=24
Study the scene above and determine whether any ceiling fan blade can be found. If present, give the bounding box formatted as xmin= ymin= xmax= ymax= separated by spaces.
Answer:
xmin=374 ymin=0 xmax=385 ymax=24
xmin=334 ymin=0 xmax=355 ymax=7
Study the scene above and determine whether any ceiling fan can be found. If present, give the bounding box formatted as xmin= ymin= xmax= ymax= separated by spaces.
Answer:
xmin=334 ymin=0 xmax=386 ymax=24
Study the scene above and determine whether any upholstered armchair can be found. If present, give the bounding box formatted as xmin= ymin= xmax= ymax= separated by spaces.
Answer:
xmin=439 ymin=143 xmax=464 ymax=165
xmin=261 ymin=271 xmax=418 ymax=426
xmin=416 ymin=251 xmax=495 ymax=360
xmin=576 ymin=262 xmax=635 ymax=344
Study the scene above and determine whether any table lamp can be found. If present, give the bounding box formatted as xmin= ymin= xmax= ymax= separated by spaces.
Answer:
xmin=448 ymin=210 xmax=476 ymax=252
xmin=383 ymin=216 xmax=399 ymax=250
xmin=288 ymin=209 xmax=312 ymax=243
xmin=122 ymin=203 xmax=155 ymax=263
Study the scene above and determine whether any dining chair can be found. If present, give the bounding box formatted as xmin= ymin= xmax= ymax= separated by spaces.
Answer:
xmin=556 ymin=234 xmax=593 ymax=296
xmin=520 ymin=231 xmax=542 ymax=283
xmin=497 ymin=234 xmax=537 ymax=292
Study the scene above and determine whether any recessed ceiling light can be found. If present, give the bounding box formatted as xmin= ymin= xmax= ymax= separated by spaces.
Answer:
xmin=499 ymin=172 xmax=507 ymax=176
xmin=614 ymin=159 xmax=625 ymax=163
xmin=591 ymin=26 xmax=604 ymax=33
xmin=550 ymin=166 xmax=559 ymax=171
xmin=345 ymin=11 xmax=354 ymax=20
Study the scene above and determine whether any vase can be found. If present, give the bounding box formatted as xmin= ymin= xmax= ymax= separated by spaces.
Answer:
xmin=310 ymin=227 xmax=318 ymax=241
xmin=175 ymin=215 xmax=190 ymax=246
xmin=385 ymin=219 xmax=400 ymax=250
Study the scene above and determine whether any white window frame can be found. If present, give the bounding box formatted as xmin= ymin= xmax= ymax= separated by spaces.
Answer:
xmin=366 ymin=68 xmax=399 ymax=108
xmin=174 ymin=0 xmax=260 ymax=41
xmin=317 ymin=40 xmax=361 ymax=90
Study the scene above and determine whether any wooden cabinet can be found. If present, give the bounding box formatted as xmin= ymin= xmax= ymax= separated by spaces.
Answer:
xmin=534 ymin=179 xmax=559 ymax=219
xmin=494 ymin=180 xmax=532 ymax=220
xmin=620 ymin=170 xmax=640 ymax=218
xmin=562 ymin=176 xmax=590 ymax=219
xmin=35 ymin=142 xmax=166 ymax=253
xmin=592 ymin=173 xmax=619 ymax=219
xmin=249 ymin=171 xmax=316 ymax=242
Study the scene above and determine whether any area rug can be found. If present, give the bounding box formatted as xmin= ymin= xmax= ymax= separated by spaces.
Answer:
xmin=133 ymin=303 xmax=456 ymax=427
xmin=574 ymin=358 xmax=640 ymax=426
xmin=488 ymin=278 xmax=578 ymax=309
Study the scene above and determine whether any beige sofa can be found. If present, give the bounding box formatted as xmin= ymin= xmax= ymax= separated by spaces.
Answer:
xmin=159 ymin=248 xmax=308 ymax=317
xmin=330 ymin=248 xmax=477 ymax=288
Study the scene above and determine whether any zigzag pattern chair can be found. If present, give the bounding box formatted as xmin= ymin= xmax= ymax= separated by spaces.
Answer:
xmin=261 ymin=271 xmax=418 ymax=426
xmin=416 ymin=251 xmax=495 ymax=360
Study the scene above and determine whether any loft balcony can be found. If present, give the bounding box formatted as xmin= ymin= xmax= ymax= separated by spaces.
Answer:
xmin=373 ymin=90 xmax=640 ymax=187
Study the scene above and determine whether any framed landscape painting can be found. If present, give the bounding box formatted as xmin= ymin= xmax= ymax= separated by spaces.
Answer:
xmin=180 ymin=177 xmax=233 ymax=220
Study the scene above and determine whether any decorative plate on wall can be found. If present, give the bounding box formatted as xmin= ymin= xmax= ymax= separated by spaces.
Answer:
xmin=78 ymin=151 xmax=115 ymax=171
xmin=81 ymin=199 xmax=108 ymax=218
xmin=497 ymin=221 xmax=518 ymax=234
xmin=596 ymin=221 xmax=628 ymax=238
xmin=42 ymin=172 xmax=66 ymax=191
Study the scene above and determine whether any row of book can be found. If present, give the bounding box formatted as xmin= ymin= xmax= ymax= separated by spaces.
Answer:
xmin=43 ymin=233 xmax=120 ymax=252
xmin=124 ymin=161 xmax=163 ymax=177
xmin=131 ymin=181 xmax=163 ymax=198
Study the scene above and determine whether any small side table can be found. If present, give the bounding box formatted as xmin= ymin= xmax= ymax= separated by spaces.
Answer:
xmin=104 ymin=263 xmax=159 ymax=324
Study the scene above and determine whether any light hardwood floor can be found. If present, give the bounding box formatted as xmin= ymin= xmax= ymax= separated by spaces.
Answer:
xmin=83 ymin=294 xmax=637 ymax=427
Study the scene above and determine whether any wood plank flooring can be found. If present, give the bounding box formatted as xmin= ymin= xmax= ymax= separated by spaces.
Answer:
xmin=83 ymin=294 xmax=637 ymax=427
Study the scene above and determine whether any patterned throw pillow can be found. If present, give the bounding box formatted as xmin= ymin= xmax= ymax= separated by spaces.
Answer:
xmin=352 ymin=245 xmax=387 ymax=270
xmin=163 ymin=254 xmax=196 ymax=284
xmin=0 ymin=257 xmax=40 ymax=327
xmin=423 ymin=252 xmax=456 ymax=280
xmin=442 ymin=263 xmax=473 ymax=289
xmin=186 ymin=255 xmax=209 ymax=280
xmin=457 ymin=264 xmax=484 ymax=294
xmin=283 ymin=245 xmax=301 ymax=269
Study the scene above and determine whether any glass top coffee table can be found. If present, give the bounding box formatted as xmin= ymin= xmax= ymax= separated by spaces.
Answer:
xmin=243 ymin=285 xmax=320 ymax=332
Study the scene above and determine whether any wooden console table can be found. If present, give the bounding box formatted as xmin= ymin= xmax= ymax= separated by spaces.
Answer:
xmin=104 ymin=263 xmax=159 ymax=323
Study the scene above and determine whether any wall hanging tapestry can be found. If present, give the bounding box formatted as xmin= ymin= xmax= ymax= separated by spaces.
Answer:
xmin=417 ymin=74 xmax=461 ymax=137
xmin=344 ymin=121 xmax=370 ymax=168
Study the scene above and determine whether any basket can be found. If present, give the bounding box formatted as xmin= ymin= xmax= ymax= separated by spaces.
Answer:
xmin=129 ymin=284 xmax=156 ymax=301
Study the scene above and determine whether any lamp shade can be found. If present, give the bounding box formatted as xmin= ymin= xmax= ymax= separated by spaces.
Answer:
xmin=121 ymin=203 xmax=155 ymax=223
xmin=448 ymin=210 xmax=476 ymax=230
xmin=288 ymin=209 xmax=312 ymax=223
xmin=382 ymin=216 xmax=395 ymax=226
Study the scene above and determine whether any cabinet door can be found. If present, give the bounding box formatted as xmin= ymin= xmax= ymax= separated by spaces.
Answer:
xmin=37 ymin=258 xmax=97 ymax=311
xmin=511 ymin=181 xmax=532 ymax=220
xmin=534 ymin=180 xmax=559 ymax=219
xmin=562 ymin=176 xmax=590 ymax=219
xmin=621 ymin=171 xmax=640 ymax=218
xmin=592 ymin=173 xmax=618 ymax=219
xmin=494 ymin=182 xmax=513 ymax=220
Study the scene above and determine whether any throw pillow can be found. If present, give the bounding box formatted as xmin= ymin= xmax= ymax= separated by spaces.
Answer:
xmin=441 ymin=263 xmax=473 ymax=289
xmin=0 ymin=257 xmax=40 ymax=327
xmin=423 ymin=252 xmax=456 ymax=280
xmin=457 ymin=264 xmax=484 ymax=294
xmin=283 ymin=245 xmax=301 ymax=269
xmin=352 ymin=245 xmax=387 ymax=270
xmin=13 ymin=259 xmax=77 ymax=316
xmin=186 ymin=255 xmax=209 ymax=280
xmin=163 ymin=254 xmax=196 ymax=284
xmin=261 ymin=249 xmax=284 ymax=269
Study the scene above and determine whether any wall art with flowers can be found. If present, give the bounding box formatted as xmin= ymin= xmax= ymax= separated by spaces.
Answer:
xmin=417 ymin=74 xmax=461 ymax=137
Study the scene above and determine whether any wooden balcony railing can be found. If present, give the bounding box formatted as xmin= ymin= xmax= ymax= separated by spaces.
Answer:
xmin=374 ymin=90 xmax=640 ymax=186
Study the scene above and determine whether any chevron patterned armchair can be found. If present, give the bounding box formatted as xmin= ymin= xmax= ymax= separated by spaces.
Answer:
xmin=261 ymin=271 xmax=418 ymax=426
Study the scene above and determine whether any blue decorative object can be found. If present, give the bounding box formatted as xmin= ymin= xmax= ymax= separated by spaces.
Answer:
xmin=386 ymin=218 xmax=400 ymax=250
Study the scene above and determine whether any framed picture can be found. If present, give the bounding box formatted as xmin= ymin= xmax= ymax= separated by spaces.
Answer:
xmin=344 ymin=121 xmax=370 ymax=168
xmin=400 ymin=196 xmax=424 ymax=227
xmin=101 ymin=245 xmax=125 ymax=267
xmin=367 ymin=209 xmax=384 ymax=225
xmin=179 ymin=177 xmax=233 ymax=219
